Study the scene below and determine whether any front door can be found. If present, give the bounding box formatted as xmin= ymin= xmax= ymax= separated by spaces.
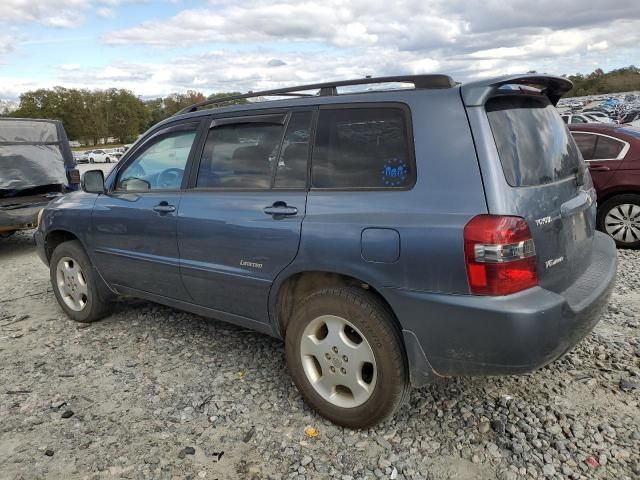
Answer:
xmin=91 ymin=121 xmax=201 ymax=300
xmin=178 ymin=110 xmax=313 ymax=322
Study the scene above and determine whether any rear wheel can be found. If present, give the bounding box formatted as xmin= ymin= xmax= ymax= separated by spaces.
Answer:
xmin=89 ymin=158 xmax=94 ymax=164
xmin=50 ymin=240 xmax=111 ymax=322
xmin=597 ymin=194 xmax=640 ymax=249
xmin=285 ymin=287 xmax=409 ymax=428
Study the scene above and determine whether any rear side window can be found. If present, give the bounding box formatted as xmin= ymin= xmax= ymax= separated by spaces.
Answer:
xmin=312 ymin=107 xmax=413 ymax=189
xmin=572 ymin=133 xmax=597 ymax=160
xmin=275 ymin=111 xmax=312 ymax=188
xmin=486 ymin=96 xmax=582 ymax=186
xmin=572 ymin=133 xmax=625 ymax=161
xmin=196 ymin=123 xmax=285 ymax=189
xmin=593 ymin=136 xmax=624 ymax=159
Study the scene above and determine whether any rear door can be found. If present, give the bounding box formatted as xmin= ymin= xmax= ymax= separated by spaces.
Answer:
xmin=572 ymin=131 xmax=629 ymax=191
xmin=480 ymin=94 xmax=596 ymax=293
xmin=177 ymin=110 xmax=313 ymax=323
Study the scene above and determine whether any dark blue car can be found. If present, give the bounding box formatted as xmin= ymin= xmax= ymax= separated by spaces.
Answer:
xmin=34 ymin=74 xmax=617 ymax=428
xmin=0 ymin=118 xmax=79 ymax=236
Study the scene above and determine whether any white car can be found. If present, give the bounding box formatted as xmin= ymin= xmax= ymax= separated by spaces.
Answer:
xmin=88 ymin=149 xmax=117 ymax=163
xmin=582 ymin=111 xmax=614 ymax=124
xmin=561 ymin=114 xmax=600 ymax=125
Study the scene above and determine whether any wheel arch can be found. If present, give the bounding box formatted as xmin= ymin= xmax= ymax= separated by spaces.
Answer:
xmin=597 ymin=188 xmax=640 ymax=207
xmin=270 ymin=269 xmax=400 ymax=339
xmin=269 ymin=268 xmax=436 ymax=387
xmin=44 ymin=229 xmax=82 ymax=262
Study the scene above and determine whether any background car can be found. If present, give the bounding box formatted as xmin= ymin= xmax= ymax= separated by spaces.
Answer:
xmin=562 ymin=113 xmax=600 ymax=124
xmin=582 ymin=111 xmax=614 ymax=123
xmin=88 ymin=149 xmax=117 ymax=163
xmin=569 ymin=123 xmax=640 ymax=248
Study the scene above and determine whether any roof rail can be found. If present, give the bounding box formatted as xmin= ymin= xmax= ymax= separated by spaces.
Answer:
xmin=174 ymin=74 xmax=456 ymax=116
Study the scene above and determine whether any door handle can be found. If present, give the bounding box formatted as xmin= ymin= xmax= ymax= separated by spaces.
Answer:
xmin=264 ymin=202 xmax=298 ymax=217
xmin=153 ymin=202 xmax=176 ymax=214
xmin=589 ymin=165 xmax=610 ymax=172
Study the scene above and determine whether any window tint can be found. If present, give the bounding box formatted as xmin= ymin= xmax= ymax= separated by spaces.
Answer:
xmin=196 ymin=122 xmax=284 ymax=189
xmin=486 ymin=96 xmax=582 ymax=186
xmin=274 ymin=111 xmax=312 ymax=188
xmin=593 ymin=135 xmax=624 ymax=159
xmin=572 ymin=133 xmax=596 ymax=160
xmin=312 ymin=107 xmax=412 ymax=189
xmin=572 ymin=116 xmax=587 ymax=124
xmin=116 ymin=129 xmax=196 ymax=191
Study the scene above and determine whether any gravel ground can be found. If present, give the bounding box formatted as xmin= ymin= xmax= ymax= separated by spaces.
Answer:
xmin=0 ymin=231 xmax=638 ymax=480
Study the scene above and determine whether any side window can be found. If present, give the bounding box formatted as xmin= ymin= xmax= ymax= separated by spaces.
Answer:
xmin=116 ymin=129 xmax=196 ymax=191
xmin=196 ymin=122 xmax=285 ymax=189
xmin=572 ymin=116 xmax=586 ymax=124
xmin=593 ymin=136 xmax=625 ymax=160
xmin=274 ymin=111 xmax=313 ymax=188
xmin=561 ymin=116 xmax=569 ymax=124
xmin=573 ymin=133 xmax=596 ymax=160
xmin=312 ymin=107 xmax=413 ymax=189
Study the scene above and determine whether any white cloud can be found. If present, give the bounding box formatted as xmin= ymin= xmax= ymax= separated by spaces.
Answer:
xmin=0 ymin=0 xmax=136 ymax=27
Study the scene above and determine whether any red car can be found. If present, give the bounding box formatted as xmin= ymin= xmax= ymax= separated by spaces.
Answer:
xmin=569 ymin=123 xmax=640 ymax=248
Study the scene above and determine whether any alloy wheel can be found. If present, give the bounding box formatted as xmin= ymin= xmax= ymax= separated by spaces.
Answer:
xmin=56 ymin=256 xmax=89 ymax=311
xmin=605 ymin=203 xmax=640 ymax=244
xmin=299 ymin=315 xmax=377 ymax=408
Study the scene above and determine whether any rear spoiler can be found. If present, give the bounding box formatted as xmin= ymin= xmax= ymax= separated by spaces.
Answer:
xmin=461 ymin=74 xmax=573 ymax=107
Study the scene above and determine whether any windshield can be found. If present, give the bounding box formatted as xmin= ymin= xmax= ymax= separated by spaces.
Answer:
xmin=486 ymin=95 xmax=583 ymax=187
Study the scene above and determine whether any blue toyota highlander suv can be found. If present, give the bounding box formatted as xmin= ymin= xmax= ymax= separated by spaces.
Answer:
xmin=35 ymin=74 xmax=617 ymax=428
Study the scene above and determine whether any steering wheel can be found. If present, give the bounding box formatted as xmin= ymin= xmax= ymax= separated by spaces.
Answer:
xmin=157 ymin=168 xmax=184 ymax=189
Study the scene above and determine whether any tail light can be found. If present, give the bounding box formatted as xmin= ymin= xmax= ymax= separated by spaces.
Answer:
xmin=464 ymin=215 xmax=538 ymax=295
xmin=68 ymin=169 xmax=81 ymax=185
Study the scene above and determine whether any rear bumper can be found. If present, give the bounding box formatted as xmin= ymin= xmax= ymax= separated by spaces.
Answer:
xmin=0 ymin=203 xmax=47 ymax=232
xmin=386 ymin=232 xmax=617 ymax=386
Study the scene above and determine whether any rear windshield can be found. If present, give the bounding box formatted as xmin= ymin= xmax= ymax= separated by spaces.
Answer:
xmin=486 ymin=96 xmax=582 ymax=186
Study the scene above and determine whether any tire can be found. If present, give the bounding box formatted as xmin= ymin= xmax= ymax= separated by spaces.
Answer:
xmin=106 ymin=157 xmax=111 ymax=163
xmin=597 ymin=194 xmax=640 ymax=249
xmin=89 ymin=158 xmax=94 ymax=164
xmin=285 ymin=287 xmax=409 ymax=428
xmin=49 ymin=240 xmax=112 ymax=322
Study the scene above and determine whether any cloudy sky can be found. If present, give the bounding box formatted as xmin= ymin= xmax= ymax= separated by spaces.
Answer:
xmin=0 ymin=0 xmax=639 ymax=101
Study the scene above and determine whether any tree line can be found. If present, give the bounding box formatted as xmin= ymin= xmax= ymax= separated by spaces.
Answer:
xmin=6 ymin=88 xmax=246 ymax=145
xmin=563 ymin=66 xmax=640 ymax=98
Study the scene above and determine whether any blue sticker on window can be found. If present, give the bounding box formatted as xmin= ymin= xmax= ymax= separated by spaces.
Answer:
xmin=381 ymin=158 xmax=408 ymax=186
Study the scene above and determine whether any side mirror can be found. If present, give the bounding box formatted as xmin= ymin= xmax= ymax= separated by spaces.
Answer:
xmin=81 ymin=170 xmax=105 ymax=194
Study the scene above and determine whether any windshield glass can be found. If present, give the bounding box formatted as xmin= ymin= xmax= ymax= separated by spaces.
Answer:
xmin=486 ymin=95 xmax=583 ymax=186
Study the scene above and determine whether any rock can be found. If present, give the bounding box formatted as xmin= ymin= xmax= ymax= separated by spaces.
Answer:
xmin=479 ymin=421 xmax=491 ymax=433
xmin=61 ymin=410 xmax=74 ymax=419
xmin=491 ymin=420 xmax=506 ymax=434
xmin=619 ymin=378 xmax=639 ymax=391
xmin=390 ymin=467 xmax=398 ymax=479
xmin=542 ymin=464 xmax=556 ymax=476
xmin=44 ymin=449 xmax=54 ymax=457
xmin=300 ymin=456 xmax=312 ymax=467
xmin=443 ymin=399 xmax=457 ymax=409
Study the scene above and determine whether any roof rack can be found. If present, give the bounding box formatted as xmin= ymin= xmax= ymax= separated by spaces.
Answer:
xmin=175 ymin=74 xmax=455 ymax=116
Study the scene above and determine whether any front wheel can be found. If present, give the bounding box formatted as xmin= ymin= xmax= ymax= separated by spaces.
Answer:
xmin=50 ymin=240 xmax=111 ymax=322
xmin=597 ymin=194 xmax=640 ymax=249
xmin=285 ymin=287 xmax=409 ymax=428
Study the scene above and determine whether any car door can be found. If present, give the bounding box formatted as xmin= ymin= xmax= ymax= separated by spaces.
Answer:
xmin=572 ymin=131 xmax=629 ymax=190
xmin=91 ymin=120 xmax=203 ymax=300
xmin=178 ymin=110 xmax=313 ymax=323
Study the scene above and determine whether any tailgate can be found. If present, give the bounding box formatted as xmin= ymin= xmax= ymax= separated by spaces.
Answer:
xmin=483 ymin=94 xmax=596 ymax=293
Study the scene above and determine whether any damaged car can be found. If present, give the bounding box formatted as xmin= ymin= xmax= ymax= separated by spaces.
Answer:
xmin=0 ymin=118 xmax=79 ymax=237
